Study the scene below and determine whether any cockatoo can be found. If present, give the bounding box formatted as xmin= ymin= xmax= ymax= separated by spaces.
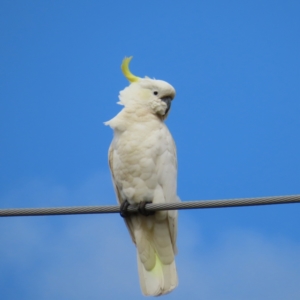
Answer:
xmin=105 ymin=57 xmax=179 ymax=296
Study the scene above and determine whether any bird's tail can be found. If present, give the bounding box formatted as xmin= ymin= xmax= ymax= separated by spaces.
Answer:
xmin=137 ymin=252 xmax=178 ymax=296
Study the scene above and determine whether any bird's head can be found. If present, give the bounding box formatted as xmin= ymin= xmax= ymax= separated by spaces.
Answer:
xmin=118 ymin=57 xmax=176 ymax=120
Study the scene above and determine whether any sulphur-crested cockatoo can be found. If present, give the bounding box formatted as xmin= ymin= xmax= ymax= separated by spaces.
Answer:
xmin=105 ymin=57 xmax=179 ymax=296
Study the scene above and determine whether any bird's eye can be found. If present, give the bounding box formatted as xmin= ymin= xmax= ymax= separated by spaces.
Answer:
xmin=153 ymin=91 xmax=158 ymax=96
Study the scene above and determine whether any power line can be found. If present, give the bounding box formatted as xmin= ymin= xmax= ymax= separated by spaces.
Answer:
xmin=0 ymin=194 xmax=299 ymax=217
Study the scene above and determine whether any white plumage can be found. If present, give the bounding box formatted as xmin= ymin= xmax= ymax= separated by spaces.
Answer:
xmin=105 ymin=58 xmax=179 ymax=296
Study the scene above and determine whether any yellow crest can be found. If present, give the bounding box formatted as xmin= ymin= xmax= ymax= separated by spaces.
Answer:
xmin=121 ymin=56 xmax=140 ymax=83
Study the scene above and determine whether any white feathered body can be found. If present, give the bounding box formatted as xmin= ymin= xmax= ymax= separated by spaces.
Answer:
xmin=106 ymin=78 xmax=179 ymax=296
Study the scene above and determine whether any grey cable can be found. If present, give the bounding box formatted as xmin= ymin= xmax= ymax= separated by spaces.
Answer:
xmin=0 ymin=194 xmax=300 ymax=217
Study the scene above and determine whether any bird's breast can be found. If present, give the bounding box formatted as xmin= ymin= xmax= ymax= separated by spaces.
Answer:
xmin=111 ymin=122 xmax=173 ymax=204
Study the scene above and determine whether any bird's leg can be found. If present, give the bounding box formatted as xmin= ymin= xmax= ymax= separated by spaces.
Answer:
xmin=138 ymin=201 xmax=155 ymax=216
xmin=120 ymin=200 xmax=130 ymax=218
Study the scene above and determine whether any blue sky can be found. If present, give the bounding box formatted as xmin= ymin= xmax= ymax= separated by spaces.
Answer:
xmin=1 ymin=1 xmax=300 ymax=299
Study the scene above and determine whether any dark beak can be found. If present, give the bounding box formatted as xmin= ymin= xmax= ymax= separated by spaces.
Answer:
xmin=161 ymin=96 xmax=172 ymax=115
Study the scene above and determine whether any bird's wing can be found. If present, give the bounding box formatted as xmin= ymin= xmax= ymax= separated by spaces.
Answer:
xmin=108 ymin=143 xmax=137 ymax=244
xmin=156 ymin=131 xmax=179 ymax=254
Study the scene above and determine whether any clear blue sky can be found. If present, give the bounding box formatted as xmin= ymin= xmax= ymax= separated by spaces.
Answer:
xmin=1 ymin=1 xmax=300 ymax=299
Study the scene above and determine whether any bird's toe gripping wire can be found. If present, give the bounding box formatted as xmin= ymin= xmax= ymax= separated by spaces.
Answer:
xmin=138 ymin=201 xmax=155 ymax=217
xmin=120 ymin=200 xmax=155 ymax=218
xmin=120 ymin=200 xmax=131 ymax=218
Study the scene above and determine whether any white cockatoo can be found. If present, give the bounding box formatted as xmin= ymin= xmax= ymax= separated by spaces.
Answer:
xmin=105 ymin=57 xmax=179 ymax=296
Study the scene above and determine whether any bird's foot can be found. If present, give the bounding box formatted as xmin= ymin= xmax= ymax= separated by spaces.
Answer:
xmin=138 ymin=201 xmax=155 ymax=217
xmin=120 ymin=200 xmax=130 ymax=218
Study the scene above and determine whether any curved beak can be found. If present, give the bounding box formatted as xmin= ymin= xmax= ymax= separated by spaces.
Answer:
xmin=161 ymin=96 xmax=172 ymax=115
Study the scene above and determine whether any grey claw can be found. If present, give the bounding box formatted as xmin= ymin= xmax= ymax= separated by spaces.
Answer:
xmin=138 ymin=201 xmax=155 ymax=216
xmin=120 ymin=200 xmax=130 ymax=218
